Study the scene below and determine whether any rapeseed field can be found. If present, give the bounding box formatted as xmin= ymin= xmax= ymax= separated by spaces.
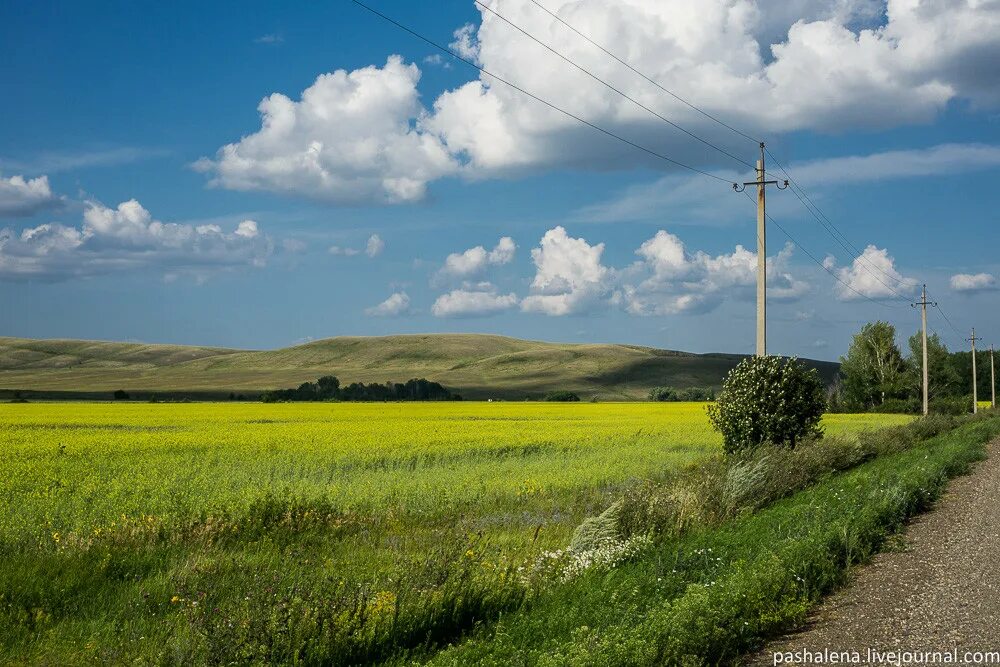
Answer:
xmin=0 ymin=402 xmax=909 ymax=664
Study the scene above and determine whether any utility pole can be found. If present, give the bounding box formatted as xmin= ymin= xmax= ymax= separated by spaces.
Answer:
xmin=991 ymin=344 xmax=996 ymax=409
xmin=968 ymin=328 xmax=981 ymax=414
xmin=734 ymin=143 xmax=787 ymax=357
xmin=912 ymin=285 xmax=935 ymax=416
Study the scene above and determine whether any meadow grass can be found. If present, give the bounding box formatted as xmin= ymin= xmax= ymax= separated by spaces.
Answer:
xmin=0 ymin=402 xmax=910 ymax=664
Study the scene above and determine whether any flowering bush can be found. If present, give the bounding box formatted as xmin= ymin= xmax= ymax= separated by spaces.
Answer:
xmin=707 ymin=356 xmax=825 ymax=456
xmin=522 ymin=535 xmax=653 ymax=585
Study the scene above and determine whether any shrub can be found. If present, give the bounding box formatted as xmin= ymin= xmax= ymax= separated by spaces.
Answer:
xmin=113 ymin=389 xmax=130 ymax=400
xmin=931 ymin=395 xmax=976 ymax=415
xmin=648 ymin=386 xmax=715 ymax=402
xmin=544 ymin=391 xmax=580 ymax=402
xmin=648 ymin=387 xmax=677 ymax=401
xmin=707 ymin=356 xmax=825 ymax=456
xmin=872 ymin=397 xmax=920 ymax=414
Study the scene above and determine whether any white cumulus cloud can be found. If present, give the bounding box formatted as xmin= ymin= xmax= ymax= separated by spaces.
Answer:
xmin=950 ymin=272 xmax=996 ymax=293
xmin=365 ymin=291 xmax=411 ymax=317
xmin=196 ymin=56 xmax=457 ymax=204
xmin=0 ymin=199 xmax=271 ymax=281
xmin=437 ymin=236 xmax=516 ymax=280
xmin=0 ymin=174 xmax=61 ymax=218
xmin=521 ymin=226 xmax=610 ymax=316
xmin=432 ymin=285 xmax=518 ymax=317
xmin=330 ymin=233 xmax=385 ymax=258
xmin=829 ymin=245 xmax=918 ymax=300
xmin=365 ymin=233 xmax=385 ymax=258
xmin=623 ymin=230 xmax=809 ymax=315
xmin=201 ymin=2 xmax=1000 ymax=203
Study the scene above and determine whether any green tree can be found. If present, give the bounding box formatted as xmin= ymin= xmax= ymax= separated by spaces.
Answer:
xmin=839 ymin=321 xmax=907 ymax=409
xmin=544 ymin=390 xmax=580 ymax=402
xmin=707 ymin=356 xmax=825 ymax=455
xmin=905 ymin=331 xmax=961 ymax=401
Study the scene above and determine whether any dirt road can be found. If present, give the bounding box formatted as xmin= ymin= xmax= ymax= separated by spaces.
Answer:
xmin=750 ymin=440 xmax=1000 ymax=666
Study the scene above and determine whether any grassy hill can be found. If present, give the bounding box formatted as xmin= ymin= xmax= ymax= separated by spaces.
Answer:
xmin=0 ymin=334 xmax=839 ymax=400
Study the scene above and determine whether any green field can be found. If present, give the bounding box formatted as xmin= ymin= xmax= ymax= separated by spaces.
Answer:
xmin=1 ymin=402 xmax=907 ymax=664
xmin=0 ymin=334 xmax=840 ymax=400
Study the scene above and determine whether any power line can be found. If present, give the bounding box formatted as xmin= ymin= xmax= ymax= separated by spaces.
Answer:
xmin=932 ymin=300 xmax=964 ymax=338
xmin=764 ymin=147 xmax=915 ymax=299
xmin=474 ymin=0 xmax=754 ymax=170
xmin=777 ymin=174 xmax=913 ymax=302
xmin=352 ymin=0 xmax=734 ymax=185
xmin=740 ymin=190 xmax=906 ymax=309
xmin=518 ymin=0 xmax=917 ymax=303
xmin=527 ymin=0 xmax=761 ymax=145
xmin=361 ymin=0 xmax=933 ymax=323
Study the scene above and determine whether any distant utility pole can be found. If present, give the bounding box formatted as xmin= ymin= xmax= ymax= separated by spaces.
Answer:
xmin=991 ymin=344 xmax=996 ymax=409
xmin=912 ymin=285 xmax=935 ymax=416
xmin=734 ymin=143 xmax=788 ymax=357
xmin=968 ymin=328 xmax=981 ymax=414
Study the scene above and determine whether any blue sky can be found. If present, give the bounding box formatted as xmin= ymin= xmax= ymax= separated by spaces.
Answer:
xmin=1 ymin=0 xmax=998 ymax=360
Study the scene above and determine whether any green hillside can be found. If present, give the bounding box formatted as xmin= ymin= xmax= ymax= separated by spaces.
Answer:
xmin=0 ymin=334 xmax=839 ymax=400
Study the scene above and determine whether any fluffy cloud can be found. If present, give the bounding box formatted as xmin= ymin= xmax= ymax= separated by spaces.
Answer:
xmin=950 ymin=272 xmax=996 ymax=293
xmin=203 ymin=2 xmax=1000 ymax=203
xmin=623 ymin=230 xmax=808 ymax=315
xmin=478 ymin=0 xmax=1000 ymax=138
xmin=826 ymin=245 xmax=918 ymax=300
xmin=196 ymin=56 xmax=457 ymax=204
xmin=438 ymin=236 xmax=516 ymax=280
xmin=0 ymin=199 xmax=271 ymax=281
xmin=516 ymin=226 xmax=807 ymax=317
xmin=449 ymin=23 xmax=480 ymax=63
xmin=330 ymin=233 xmax=384 ymax=258
xmin=0 ymin=174 xmax=61 ymax=218
xmin=521 ymin=227 xmax=610 ymax=315
xmin=431 ymin=285 xmax=518 ymax=317
xmin=365 ymin=291 xmax=411 ymax=317
xmin=365 ymin=234 xmax=385 ymax=258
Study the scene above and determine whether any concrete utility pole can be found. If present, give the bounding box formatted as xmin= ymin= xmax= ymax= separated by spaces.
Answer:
xmin=991 ymin=344 xmax=996 ymax=409
xmin=734 ymin=143 xmax=787 ymax=357
xmin=968 ymin=328 xmax=981 ymax=414
xmin=912 ymin=285 xmax=935 ymax=416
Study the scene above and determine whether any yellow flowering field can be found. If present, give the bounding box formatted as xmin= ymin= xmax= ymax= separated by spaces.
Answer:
xmin=0 ymin=402 xmax=910 ymax=663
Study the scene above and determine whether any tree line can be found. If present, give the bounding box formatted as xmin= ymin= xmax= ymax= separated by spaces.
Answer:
xmin=834 ymin=320 xmax=990 ymax=414
xmin=261 ymin=376 xmax=460 ymax=403
xmin=648 ymin=386 xmax=716 ymax=402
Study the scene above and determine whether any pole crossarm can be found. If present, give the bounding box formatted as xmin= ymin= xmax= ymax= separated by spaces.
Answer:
xmin=733 ymin=179 xmax=787 ymax=192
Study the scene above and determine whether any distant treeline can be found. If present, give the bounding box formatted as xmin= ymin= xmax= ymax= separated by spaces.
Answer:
xmin=648 ymin=386 xmax=716 ymax=402
xmin=261 ymin=376 xmax=460 ymax=403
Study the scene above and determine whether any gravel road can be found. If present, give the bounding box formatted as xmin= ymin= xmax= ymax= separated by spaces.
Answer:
xmin=749 ymin=439 xmax=1000 ymax=666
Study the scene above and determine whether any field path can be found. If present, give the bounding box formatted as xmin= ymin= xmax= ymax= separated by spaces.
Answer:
xmin=749 ymin=438 xmax=1000 ymax=666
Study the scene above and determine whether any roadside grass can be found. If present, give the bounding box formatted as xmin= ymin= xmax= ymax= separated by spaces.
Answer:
xmin=418 ymin=413 xmax=1000 ymax=666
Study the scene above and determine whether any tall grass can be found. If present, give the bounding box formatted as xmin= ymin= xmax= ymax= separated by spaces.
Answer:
xmin=422 ymin=413 xmax=1000 ymax=665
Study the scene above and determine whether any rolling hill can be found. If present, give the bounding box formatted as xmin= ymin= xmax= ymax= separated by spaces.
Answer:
xmin=0 ymin=334 xmax=839 ymax=400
